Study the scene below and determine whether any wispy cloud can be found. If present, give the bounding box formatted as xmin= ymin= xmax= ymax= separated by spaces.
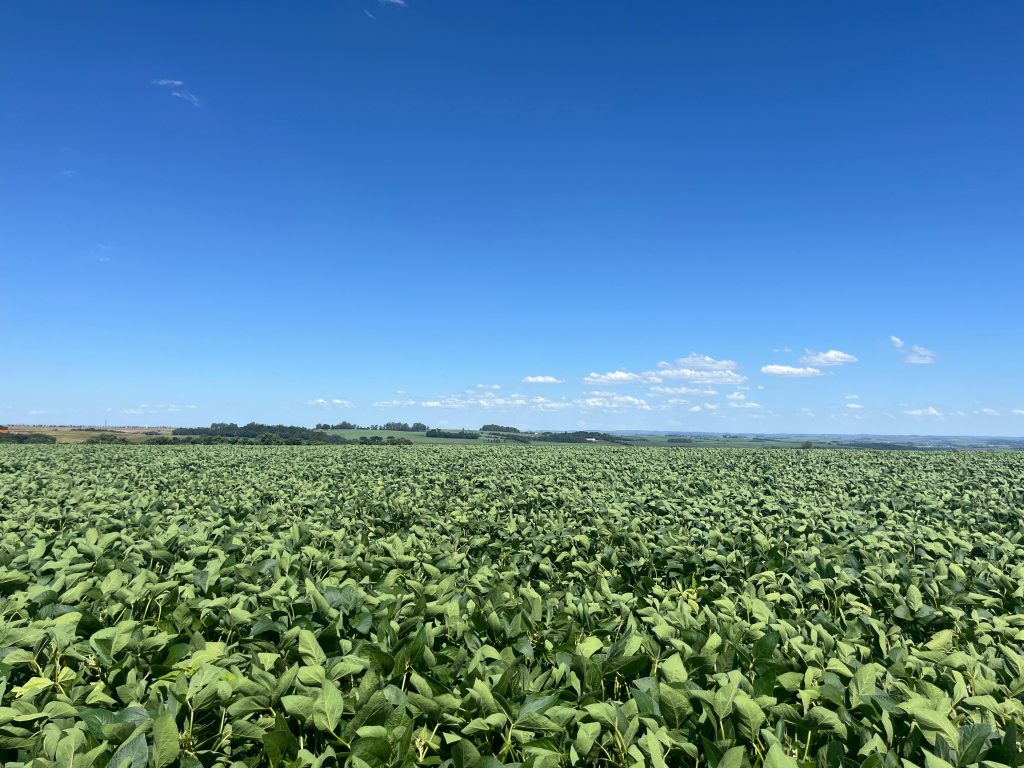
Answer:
xmin=416 ymin=392 xmax=572 ymax=411
xmin=904 ymin=345 xmax=937 ymax=364
xmin=729 ymin=401 xmax=761 ymax=409
xmin=578 ymin=392 xmax=651 ymax=411
xmin=522 ymin=375 xmax=563 ymax=384
xmin=122 ymin=403 xmax=197 ymax=415
xmin=760 ymin=364 xmax=823 ymax=377
xmin=1012 ymin=409 xmax=1024 ymax=416
xmin=373 ymin=399 xmax=416 ymax=408
xmin=845 ymin=394 xmax=859 ymax=400
xmin=379 ymin=0 xmax=407 ymax=5
xmin=891 ymin=335 xmax=936 ymax=364
xmin=583 ymin=370 xmax=644 ymax=385
xmin=904 ymin=406 xmax=942 ymax=417
xmin=649 ymin=386 xmax=718 ymax=396
xmin=658 ymin=353 xmax=739 ymax=372
xmin=171 ymin=91 xmax=200 ymax=106
xmin=583 ymin=354 xmax=746 ymax=387
xmin=726 ymin=392 xmax=745 ymax=400
xmin=846 ymin=403 xmax=864 ymax=409
xmin=153 ymin=78 xmax=201 ymax=106
xmin=800 ymin=349 xmax=858 ymax=366
xmin=308 ymin=398 xmax=354 ymax=407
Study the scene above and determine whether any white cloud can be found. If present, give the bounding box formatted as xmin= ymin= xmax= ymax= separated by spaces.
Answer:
xmin=530 ymin=397 xmax=574 ymax=411
xmin=153 ymin=78 xmax=200 ymax=106
xmin=904 ymin=345 xmax=937 ymax=364
xmin=904 ymin=406 xmax=942 ymax=417
xmin=583 ymin=370 xmax=644 ymax=385
xmin=416 ymin=392 xmax=572 ymax=411
xmin=729 ymin=401 xmax=761 ymax=409
xmin=649 ymin=386 xmax=717 ymax=395
xmin=845 ymin=394 xmax=860 ymax=400
xmin=657 ymin=353 xmax=738 ymax=372
xmin=1012 ymin=409 xmax=1024 ymax=416
xmin=654 ymin=354 xmax=745 ymax=385
xmin=373 ymin=399 xmax=416 ymax=408
xmin=703 ymin=402 xmax=720 ymax=410
xmin=653 ymin=367 xmax=746 ymax=385
xmin=891 ymin=336 xmax=936 ymax=364
xmin=475 ymin=384 xmax=501 ymax=390
xmin=578 ymin=392 xmax=651 ymax=411
xmin=380 ymin=0 xmax=407 ymax=5
xmin=308 ymin=398 xmax=353 ymax=408
xmin=846 ymin=403 xmax=864 ymax=410
xmin=689 ymin=405 xmax=702 ymax=412
xmin=582 ymin=354 xmax=745 ymax=387
xmin=522 ymin=375 xmax=563 ymax=384
xmin=171 ymin=91 xmax=201 ymax=106
xmin=122 ymin=403 xmax=198 ymax=415
xmin=800 ymin=349 xmax=858 ymax=366
xmin=726 ymin=392 xmax=745 ymax=400
xmin=976 ymin=408 xmax=999 ymax=416
xmin=760 ymin=365 xmax=823 ymax=377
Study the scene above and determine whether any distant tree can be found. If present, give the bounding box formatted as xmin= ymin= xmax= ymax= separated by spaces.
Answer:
xmin=426 ymin=429 xmax=479 ymax=440
xmin=0 ymin=432 xmax=56 ymax=443
xmin=411 ymin=422 xmax=427 ymax=432
xmin=84 ymin=433 xmax=130 ymax=444
xmin=800 ymin=440 xmax=814 ymax=449
xmin=481 ymin=424 xmax=520 ymax=433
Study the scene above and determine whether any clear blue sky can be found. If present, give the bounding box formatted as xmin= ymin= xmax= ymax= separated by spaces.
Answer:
xmin=3 ymin=2 xmax=1022 ymax=434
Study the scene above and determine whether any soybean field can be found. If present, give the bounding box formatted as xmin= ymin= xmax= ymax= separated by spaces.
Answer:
xmin=0 ymin=445 xmax=1022 ymax=768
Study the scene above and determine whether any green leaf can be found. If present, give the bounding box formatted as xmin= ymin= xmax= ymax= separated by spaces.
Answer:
xmin=659 ymin=683 xmax=693 ymax=729
xmin=807 ymin=706 xmax=848 ymax=739
xmin=152 ymin=711 xmax=180 ymax=768
xmin=313 ymin=683 xmax=345 ymax=733
xmin=578 ymin=636 xmax=604 ymax=658
xmin=764 ymin=743 xmax=799 ymax=768
xmin=957 ymin=723 xmax=992 ymax=766
xmin=906 ymin=584 xmax=924 ymax=613
xmin=297 ymin=629 xmax=327 ymax=666
xmin=105 ymin=727 xmax=148 ymax=768
xmin=734 ymin=695 xmax=766 ymax=741
xmin=574 ymin=721 xmax=601 ymax=756
xmin=719 ymin=746 xmax=745 ymax=768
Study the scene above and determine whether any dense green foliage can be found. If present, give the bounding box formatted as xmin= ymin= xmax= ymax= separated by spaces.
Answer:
xmin=169 ymin=425 xmax=350 ymax=446
xmin=531 ymin=432 xmax=628 ymax=445
xmin=481 ymin=427 xmax=521 ymax=434
xmin=355 ymin=436 xmax=414 ymax=446
xmin=0 ymin=433 xmax=57 ymax=444
xmin=0 ymin=446 xmax=1022 ymax=768
xmin=424 ymin=430 xmax=479 ymax=440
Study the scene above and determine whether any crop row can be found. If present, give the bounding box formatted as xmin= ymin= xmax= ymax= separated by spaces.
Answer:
xmin=1 ymin=445 xmax=1023 ymax=768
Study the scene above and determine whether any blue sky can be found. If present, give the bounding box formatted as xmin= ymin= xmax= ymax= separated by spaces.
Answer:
xmin=2 ymin=2 xmax=1022 ymax=434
